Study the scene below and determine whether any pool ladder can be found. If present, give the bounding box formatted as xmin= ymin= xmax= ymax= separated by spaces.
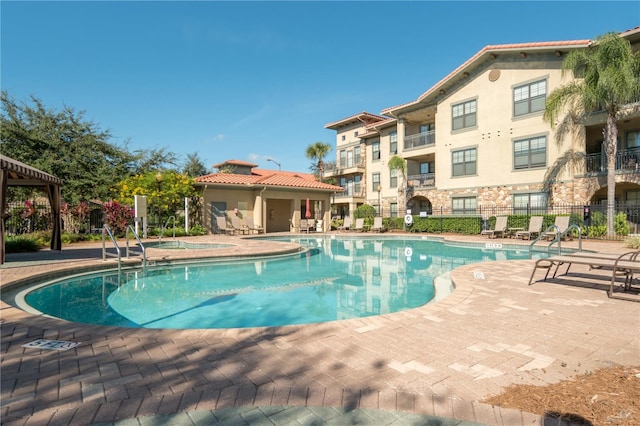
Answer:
xmin=102 ymin=225 xmax=147 ymax=276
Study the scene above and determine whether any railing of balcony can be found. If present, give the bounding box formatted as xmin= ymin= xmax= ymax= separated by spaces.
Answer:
xmin=404 ymin=130 xmax=435 ymax=150
xmin=585 ymin=148 xmax=640 ymax=173
xmin=324 ymin=158 xmax=365 ymax=174
xmin=334 ymin=188 xmax=366 ymax=199
xmin=407 ymin=173 xmax=435 ymax=188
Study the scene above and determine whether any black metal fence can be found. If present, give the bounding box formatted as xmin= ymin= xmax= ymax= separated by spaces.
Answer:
xmin=4 ymin=200 xmax=104 ymax=236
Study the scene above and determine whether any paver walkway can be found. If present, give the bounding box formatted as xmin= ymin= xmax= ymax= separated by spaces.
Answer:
xmin=1 ymin=234 xmax=638 ymax=425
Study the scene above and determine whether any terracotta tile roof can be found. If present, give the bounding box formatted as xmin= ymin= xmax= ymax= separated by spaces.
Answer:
xmin=382 ymin=39 xmax=591 ymax=115
xmin=195 ymin=169 xmax=344 ymax=192
xmin=212 ymin=159 xmax=258 ymax=168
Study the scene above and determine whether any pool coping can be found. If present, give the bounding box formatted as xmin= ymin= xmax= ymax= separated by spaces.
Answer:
xmin=2 ymin=233 xmax=638 ymax=425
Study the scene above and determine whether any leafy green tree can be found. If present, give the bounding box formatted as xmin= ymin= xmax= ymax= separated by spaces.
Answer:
xmin=305 ymin=141 xmax=332 ymax=180
xmin=388 ymin=155 xmax=407 ymax=213
xmin=115 ymin=171 xmax=198 ymax=225
xmin=129 ymin=146 xmax=180 ymax=174
xmin=182 ymin=152 xmax=209 ymax=177
xmin=543 ymin=32 xmax=640 ymax=236
xmin=1 ymin=92 xmax=134 ymax=204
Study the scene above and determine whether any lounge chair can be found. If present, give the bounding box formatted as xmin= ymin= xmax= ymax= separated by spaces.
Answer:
xmin=353 ymin=218 xmax=365 ymax=232
xmin=543 ymin=216 xmax=571 ymax=241
xmin=245 ymin=217 xmax=264 ymax=234
xmin=371 ymin=217 xmax=384 ymax=232
xmin=528 ymin=250 xmax=640 ymax=298
xmin=216 ymin=216 xmax=234 ymax=235
xmin=230 ymin=216 xmax=247 ymax=235
xmin=515 ymin=216 xmax=543 ymax=240
xmin=480 ymin=216 xmax=507 ymax=239
xmin=300 ymin=219 xmax=315 ymax=233
xmin=338 ymin=216 xmax=351 ymax=232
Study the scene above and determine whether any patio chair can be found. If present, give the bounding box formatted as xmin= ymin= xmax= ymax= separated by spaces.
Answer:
xmin=245 ymin=217 xmax=264 ymax=234
xmin=300 ymin=219 xmax=315 ymax=233
xmin=353 ymin=218 xmax=365 ymax=232
xmin=216 ymin=216 xmax=234 ymax=235
xmin=543 ymin=215 xmax=571 ymax=241
xmin=337 ymin=216 xmax=351 ymax=232
xmin=480 ymin=216 xmax=507 ymax=239
xmin=515 ymin=216 xmax=544 ymax=240
xmin=230 ymin=216 xmax=247 ymax=235
xmin=371 ymin=217 xmax=384 ymax=232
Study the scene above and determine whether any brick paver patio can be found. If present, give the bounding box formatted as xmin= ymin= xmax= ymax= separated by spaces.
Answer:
xmin=1 ymin=234 xmax=638 ymax=425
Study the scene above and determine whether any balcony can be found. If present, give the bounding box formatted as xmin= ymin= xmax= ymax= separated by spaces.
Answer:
xmin=324 ymin=158 xmax=366 ymax=178
xmin=407 ymin=173 xmax=435 ymax=188
xmin=403 ymin=130 xmax=435 ymax=150
xmin=584 ymin=148 xmax=640 ymax=174
xmin=334 ymin=188 xmax=366 ymax=201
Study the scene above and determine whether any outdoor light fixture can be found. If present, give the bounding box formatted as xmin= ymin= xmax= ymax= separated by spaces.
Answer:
xmin=266 ymin=158 xmax=281 ymax=171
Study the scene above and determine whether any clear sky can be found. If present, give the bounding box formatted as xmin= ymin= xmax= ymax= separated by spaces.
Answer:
xmin=2 ymin=1 xmax=638 ymax=174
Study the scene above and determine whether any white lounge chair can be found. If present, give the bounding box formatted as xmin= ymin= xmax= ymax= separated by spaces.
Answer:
xmin=338 ymin=217 xmax=351 ymax=232
xmin=371 ymin=217 xmax=384 ymax=232
xmin=353 ymin=218 xmax=365 ymax=232
xmin=543 ymin=216 xmax=571 ymax=241
xmin=515 ymin=216 xmax=543 ymax=240
xmin=480 ymin=216 xmax=507 ymax=239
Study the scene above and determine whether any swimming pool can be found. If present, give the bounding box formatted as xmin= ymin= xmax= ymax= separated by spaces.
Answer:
xmin=11 ymin=236 xmax=545 ymax=329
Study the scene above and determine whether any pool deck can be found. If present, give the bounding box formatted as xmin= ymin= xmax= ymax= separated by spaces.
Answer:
xmin=1 ymin=233 xmax=639 ymax=425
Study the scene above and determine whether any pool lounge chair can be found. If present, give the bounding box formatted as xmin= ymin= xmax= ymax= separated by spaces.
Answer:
xmin=515 ymin=216 xmax=543 ymax=240
xmin=371 ymin=217 xmax=384 ymax=232
xmin=353 ymin=218 xmax=365 ymax=232
xmin=299 ymin=219 xmax=315 ymax=233
xmin=338 ymin=216 xmax=351 ymax=232
xmin=528 ymin=250 xmax=640 ymax=298
xmin=543 ymin=215 xmax=571 ymax=241
xmin=245 ymin=217 xmax=264 ymax=234
xmin=216 ymin=216 xmax=234 ymax=235
xmin=231 ymin=216 xmax=247 ymax=235
xmin=480 ymin=216 xmax=507 ymax=239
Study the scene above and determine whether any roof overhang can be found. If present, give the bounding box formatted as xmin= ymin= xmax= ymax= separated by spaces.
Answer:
xmin=0 ymin=155 xmax=63 ymax=186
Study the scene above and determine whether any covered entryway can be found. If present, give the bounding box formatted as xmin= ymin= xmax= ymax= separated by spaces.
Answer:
xmin=1 ymin=155 xmax=63 ymax=264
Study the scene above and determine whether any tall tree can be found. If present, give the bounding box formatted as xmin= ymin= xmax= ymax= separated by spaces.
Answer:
xmin=543 ymin=32 xmax=640 ymax=236
xmin=1 ymin=92 xmax=134 ymax=204
xmin=388 ymin=155 xmax=407 ymax=213
xmin=305 ymin=141 xmax=332 ymax=180
xmin=182 ymin=152 xmax=209 ymax=177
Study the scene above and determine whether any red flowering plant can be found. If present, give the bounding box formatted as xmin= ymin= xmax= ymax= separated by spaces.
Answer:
xmin=103 ymin=200 xmax=134 ymax=236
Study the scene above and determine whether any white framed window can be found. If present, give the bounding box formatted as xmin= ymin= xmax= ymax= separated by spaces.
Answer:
xmin=372 ymin=140 xmax=380 ymax=160
xmin=452 ymin=197 xmax=477 ymax=215
xmin=339 ymin=150 xmax=346 ymax=168
xmin=452 ymin=99 xmax=477 ymax=130
xmin=390 ymin=131 xmax=398 ymax=154
xmin=452 ymin=148 xmax=476 ymax=176
xmin=372 ymin=173 xmax=380 ymax=192
xmin=513 ymin=193 xmax=547 ymax=214
xmin=514 ymin=80 xmax=546 ymax=116
xmin=514 ymin=136 xmax=546 ymax=169
xmin=390 ymin=203 xmax=398 ymax=218
xmin=390 ymin=168 xmax=398 ymax=188
xmin=354 ymin=146 xmax=361 ymax=166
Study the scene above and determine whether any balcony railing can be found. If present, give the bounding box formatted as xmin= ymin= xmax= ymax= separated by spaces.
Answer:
xmin=334 ymin=189 xmax=366 ymax=199
xmin=585 ymin=148 xmax=640 ymax=174
xmin=407 ymin=173 xmax=435 ymax=188
xmin=403 ymin=130 xmax=435 ymax=150
xmin=324 ymin=158 xmax=365 ymax=175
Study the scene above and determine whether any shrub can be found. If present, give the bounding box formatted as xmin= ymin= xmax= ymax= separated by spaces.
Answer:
xmin=103 ymin=200 xmax=134 ymax=236
xmin=624 ymin=235 xmax=640 ymax=249
xmin=5 ymin=235 xmax=42 ymax=253
xmin=189 ymin=224 xmax=207 ymax=236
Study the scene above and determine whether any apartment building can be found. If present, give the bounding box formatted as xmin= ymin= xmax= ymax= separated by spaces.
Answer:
xmin=325 ymin=28 xmax=640 ymax=220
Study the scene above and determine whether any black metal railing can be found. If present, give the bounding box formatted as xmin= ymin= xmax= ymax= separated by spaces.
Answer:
xmin=404 ymin=130 xmax=436 ymax=150
xmin=584 ymin=148 xmax=640 ymax=174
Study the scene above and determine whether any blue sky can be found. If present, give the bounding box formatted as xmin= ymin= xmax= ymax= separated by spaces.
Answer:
xmin=2 ymin=1 xmax=638 ymax=174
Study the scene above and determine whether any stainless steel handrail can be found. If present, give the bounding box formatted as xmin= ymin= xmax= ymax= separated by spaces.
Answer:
xmin=126 ymin=225 xmax=147 ymax=269
xmin=102 ymin=225 xmax=122 ymax=276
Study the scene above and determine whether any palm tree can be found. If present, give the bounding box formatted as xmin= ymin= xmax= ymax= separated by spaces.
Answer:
xmin=388 ymin=155 xmax=407 ymax=212
xmin=543 ymin=32 xmax=640 ymax=236
xmin=305 ymin=142 xmax=332 ymax=181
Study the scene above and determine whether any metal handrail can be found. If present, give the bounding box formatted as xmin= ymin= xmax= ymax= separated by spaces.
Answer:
xmin=126 ymin=225 xmax=147 ymax=269
xmin=102 ymin=225 xmax=122 ymax=276
xmin=158 ymin=216 xmax=176 ymax=243
xmin=530 ymin=223 xmax=583 ymax=254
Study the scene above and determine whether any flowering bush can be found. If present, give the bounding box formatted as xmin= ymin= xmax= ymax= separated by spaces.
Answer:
xmin=103 ymin=200 xmax=134 ymax=236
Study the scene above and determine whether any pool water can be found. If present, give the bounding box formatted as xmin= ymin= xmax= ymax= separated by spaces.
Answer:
xmin=19 ymin=236 xmax=542 ymax=329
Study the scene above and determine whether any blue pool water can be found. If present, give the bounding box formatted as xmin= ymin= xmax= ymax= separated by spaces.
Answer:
xmin=19 ymin=236 xmax=542 ymax=329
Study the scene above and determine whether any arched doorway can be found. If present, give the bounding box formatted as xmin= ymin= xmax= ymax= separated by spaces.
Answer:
xmin=407 ymin=195 xmax=432 ymax=215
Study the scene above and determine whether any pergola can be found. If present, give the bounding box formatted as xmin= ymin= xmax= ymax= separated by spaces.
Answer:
xmin=0 ymin=155 xmax=63 ymax=264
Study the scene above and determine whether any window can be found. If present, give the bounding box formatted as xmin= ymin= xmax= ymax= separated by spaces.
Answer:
xmin=626 ymin=130 xmax=640 ymax=149
xmin=341 ymin=135 xmax=346 ymax=141
xmin=354 ymin=175 xmax=361 ymax=194
xmin=339 ymin=150 xmax=346 ymax=168
xmin=452 ymin=197 xmax=477 ymax=215
xmin=372 ymin=173 xmax=380 ymax=192
xmin=514 ymin=80 xmax=546 ymax=116
xmin=354 ymin=146 xmax=361 ymax=166
xmin=514 ymin=136 xmax=546 ymax=169
xmin=452 ymin=100 xmax=477 ymax=130
xmin=390 ymin=131 xmax=397 ymax=154
xmin=452 ymin=148 xmax=476 ymax=176
xmin=390 ymin=169 xmax=398 ymax=188
xmin=372 ymin=141 xmax=380 ymax=160
xmin=626 ymin=190 xmax=640 ymax=205
xmin=390 ymin=203 xmax=398 ymax=218
xmin=354 ymin=131 xmax=359 ymax=137
xmin=513 ymin=193 xmax=547 ymax=214
xmin=346 ymin=150 xmax=354 ymax=167
xmin=420 ymin=162 xmax=434 ymax=174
